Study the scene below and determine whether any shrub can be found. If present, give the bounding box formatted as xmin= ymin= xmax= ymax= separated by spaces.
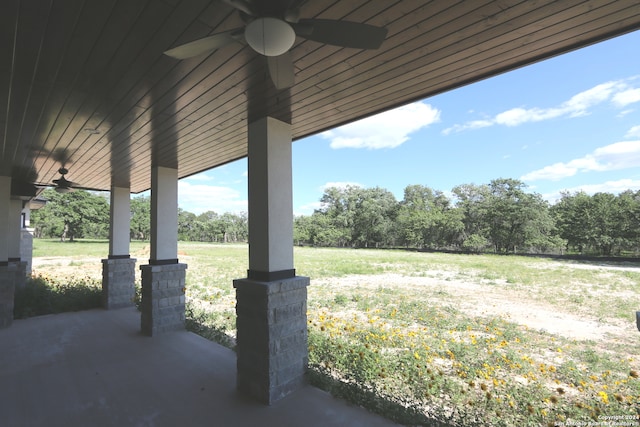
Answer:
xmin=14 ymin=274 xmax=102 ymax=319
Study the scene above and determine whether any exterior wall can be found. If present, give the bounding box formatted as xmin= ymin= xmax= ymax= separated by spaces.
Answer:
xmin=140 ymin=263 xmax=187 ymax=336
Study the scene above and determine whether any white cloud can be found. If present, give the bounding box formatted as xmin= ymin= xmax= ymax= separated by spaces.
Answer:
xmin=495 ymin=106 xmax=564 ymax=126
xmin=564 ymin=82 xmax=618 ymax=114
xmin=294 ymin=201 xmax=322 ymax=216
xmin=183 ymin=173 xmax=214 ymax=182
xmin=444 ymin=79 xmax=637 ymax=134
xmin=544 ymin=179 xmax=640 ymax=204
xmin=522 ymin=162 xmax=581 ymax=181
xmin=626 ymin=125 xmax=640 ymax=138
xmin=322 ymin=102 xmax=440 ymax=149
xmin=178 ymin=181 xmax=247 ymax=214
xmin=521 ymin=140 xmax=640 ymax=181
xmin=612 ymin=88 xmax=640 ymax=107
xmin=441 ymin=119 xmax=492 ymax=135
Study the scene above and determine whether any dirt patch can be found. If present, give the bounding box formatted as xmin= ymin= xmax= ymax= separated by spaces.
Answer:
xmin=32 ymin=256 xmax=104 ymax=278
xmin=311 ymin=272 xmax=632 ymax=343
xmin=32 ymin=256 xmax=638 ymax=344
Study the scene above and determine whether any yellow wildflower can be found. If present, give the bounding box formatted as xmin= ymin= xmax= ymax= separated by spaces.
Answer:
xmin=598 ymin=391 xmax=609 ymax=405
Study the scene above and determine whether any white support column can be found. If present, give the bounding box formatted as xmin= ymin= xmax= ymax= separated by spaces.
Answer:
xmin=246 ymin=116 xmax=295 ymax=280
xmin=0 ymin=176 xmax=16 ymax=328
xmin=109 ymin=186 xmax=131 ymax=257
xmin=20 ymin=204 xmax=34 ymax=276
xmin=234 ymin=116 xmax=309 ymax=404
xmin=22 ymin=205 xmax=30 ymax=228
xmin=0 ymin=176 xmax=9 ymax=263
xmin=150 ymin=166 xmax=179 ymax=263
xmin=102 ymin=186 xmax=136 ymax=309
xmin=140 ymin=166 xmax=186 ymax=335
xmin=8 ymin=199 xmax=26 ymax=289
xmin=8 ymin=199 xmax=21 ymax=261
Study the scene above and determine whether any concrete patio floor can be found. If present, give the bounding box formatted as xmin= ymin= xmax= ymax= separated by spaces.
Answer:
xmin=0 ymin=307 xmax=399 ymax=427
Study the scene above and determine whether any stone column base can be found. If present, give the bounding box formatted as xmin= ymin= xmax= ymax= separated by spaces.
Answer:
xmin=140 ymin=263 xmax=187 ymax=336
xmin=233 ymin=275 xmax=310 ymax=404
xmin=20 ymin=228 xmax=34 ymax=276
xmin=102 ymin=257 xmax=137 ymax=309
xmin=0 ymin=264 xmax=17 ymax=329
xmin=9 ymin=260 xmax=27 ymax=290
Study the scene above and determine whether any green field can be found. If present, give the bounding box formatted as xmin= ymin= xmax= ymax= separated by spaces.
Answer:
xmin=31 ymin=239 xmax=640 ymax=426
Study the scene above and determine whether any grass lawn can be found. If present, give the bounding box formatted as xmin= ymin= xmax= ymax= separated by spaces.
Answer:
xmin=32 ymin=239 xmax=640 ymax=426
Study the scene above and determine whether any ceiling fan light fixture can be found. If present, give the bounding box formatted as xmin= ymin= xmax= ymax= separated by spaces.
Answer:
xmin=245 ymin=17 xmax=295 ymax=57
xmin=55 ymin=185 xmax=71 ymax=193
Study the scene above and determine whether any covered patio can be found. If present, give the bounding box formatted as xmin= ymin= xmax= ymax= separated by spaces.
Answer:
xmin=1 ymin=0 xmax=640 ymax=423
xmin=0 ymin=306 xmax=397 ymax=426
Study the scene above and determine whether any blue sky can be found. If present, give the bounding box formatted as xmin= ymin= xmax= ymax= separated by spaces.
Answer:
xmin=178 ymin=30 xmax=640 ymax=216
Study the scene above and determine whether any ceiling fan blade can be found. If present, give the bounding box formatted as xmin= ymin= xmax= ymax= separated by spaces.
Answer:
xmin=267 ymin=52 xmax=295 ymax=90
xmin=222 ymin=0 xmax=257 ymax=16
xmin=53 ymin=176 xmax=72 ymax=185
xmin=294 ymin=19 xmax=387 ymax=50
xmin=164 ymin=30 xmax=242 ymax=60
xmin=283 ymin=0 xmax=308 ymax=23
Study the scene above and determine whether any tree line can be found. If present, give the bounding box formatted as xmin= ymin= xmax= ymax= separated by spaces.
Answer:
xmin=30 ymin=179 xmax=640 ymax=256
xmin=294 ymin=178 xmax=640 ymax=256
xmin=31 ymin=189 xmax=247 ymax=243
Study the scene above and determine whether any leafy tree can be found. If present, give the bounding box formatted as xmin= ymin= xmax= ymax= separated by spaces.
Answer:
xmin=173 ymin=209 xmax=248 ymax=243
xmin=485 ymin=178 xmax=557 ymax=253
xmin=197 ymin=211 xmax=222 ymax=242
xmin=316 ymin=185 xmax=359 ymax=246
xmin=451 ymin=179 xmax=562 ymax=253
xmin=130 ymin=196 xmax=150 ymax=240
xmin=553 ymin=190 xmax=640 ymax=255
xmin=397 ymin=185 xmax=436 ymax=248
xmin=308 ymin=213 xmax=346 ymax=247
xmin=615 ymin=190 xmax=640 ymax=252
xmin=551 ymin=191 xmax=591 ymax=253
xmin=31 ymin=189 xmax=109 ymax=241
xmin=309 ymin=185 xmax=399 ymax=248
xmin=178 ymin=209 xmax=198 ymax=241
xmin=351 ymin=187 xmax=398 ymax=248
xmin=397 ymin=185 xmax=463 ymax=249
xmin=461 ymin=234 xmax=489 ymax=253
xmin=589 ymin=192 xmax=618 ymax=255
xmin=452 ymin=183 xmax=491 ymax=249
xmin=431 ymin=206 xmax=465 ymax=249
xmin=219 ymin=212 xmax=248 ymax=243
xmin=294 ymin=215 xmax=313 ymax=245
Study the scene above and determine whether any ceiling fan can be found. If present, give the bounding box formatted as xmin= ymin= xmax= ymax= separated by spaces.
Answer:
xmin=163 ymin=0 xmax=388 ymax=89
xmin=52 ymin=167 xmax=76 ymax=193
xmin=32 ymin=166 xmax=110 ymax=194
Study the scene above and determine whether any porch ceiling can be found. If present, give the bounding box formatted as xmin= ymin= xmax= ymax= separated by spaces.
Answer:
xmin=2 ymin=0 xmax=640 ymax=193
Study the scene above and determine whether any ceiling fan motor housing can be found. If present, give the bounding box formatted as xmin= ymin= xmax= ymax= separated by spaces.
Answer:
xmin=244 ymin=17 xmax=296 ymax=56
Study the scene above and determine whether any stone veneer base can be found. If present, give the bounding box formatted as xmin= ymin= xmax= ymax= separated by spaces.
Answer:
xmin=9 ymin=261 xmax=27 ymax=290
xmin=140 ymin=263 xmax=187 ymax=336
xmin=102 ymin=258 xmax=137 ymax=310
xmin=0 ymin=264 xmax=17 ymax=329
xmin=233 ymin=275 xmax=310 ymax=404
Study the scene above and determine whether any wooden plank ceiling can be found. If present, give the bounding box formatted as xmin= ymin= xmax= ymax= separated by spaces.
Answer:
xmin=2 ymin=0 xmax=640 ymax=194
